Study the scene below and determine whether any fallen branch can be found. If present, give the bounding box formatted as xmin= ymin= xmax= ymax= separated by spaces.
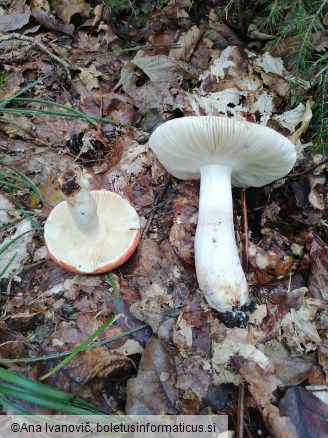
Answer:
xmin=288 ymin=158 xmax=328 ymax=177
xmin=0 ymin=33 xmax=77 ymax=79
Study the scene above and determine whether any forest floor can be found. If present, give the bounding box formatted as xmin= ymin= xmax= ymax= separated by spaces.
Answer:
xmin=0 ymin=1 xmax=328 ymax=436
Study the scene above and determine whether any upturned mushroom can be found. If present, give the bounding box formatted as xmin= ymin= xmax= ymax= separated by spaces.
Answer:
xmin=44 ymin=169 xmax=140 ymax=274
xmin=149 ymin=116 xmax=296 ymax=312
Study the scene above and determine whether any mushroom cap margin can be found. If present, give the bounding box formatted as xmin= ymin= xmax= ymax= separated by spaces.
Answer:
xmin=149 ymin=116 xmax=297 ymax=187
xmin=44 ymin=190 xmax=141 ymax=274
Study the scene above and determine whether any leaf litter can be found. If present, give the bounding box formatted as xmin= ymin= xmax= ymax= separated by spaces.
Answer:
xmin=0 ymin=0 xmax=328 ymax=435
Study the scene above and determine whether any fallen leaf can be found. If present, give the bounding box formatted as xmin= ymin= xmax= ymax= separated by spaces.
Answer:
xmin=0 ymin=114 xmax=35 ymax=139
xmin=308 ymin=247 xmax=328 ymax=300
xmin=276 ymin=294 xmax=321 ymax=354
xmin=308 ymin=173 xmax=326 ymax=210
xmin=126 ymin=336 xmax=180 ymax=414
xmin=78 ymin=65 xmax=102 ymax=91
xmin=212 ymin=321 xmax=273 ymax=385
xmin=0 ymin=5 xmax=31 ymax=32
xmin=290 ymin=98 xmax=314 ymax=143
xmin=31 ymin=8 xmax=74 ymax=33
xmin=273 ymin=103 xmax=306 ymax=132
xmin=236 ymin=358 xmax=298 ymax=437
xmin=163 ymin=0 xmax=192 ymax=19
xmin=313 ymin=30 xmax=328 ymax=52
xmin=248 ymin=239 xmax=295 ymax=286
xmin=264 ymin=339 xmax=318 ymax=385
xmin=30 ymin=0 xmax=50 ymax=13
xmin=306 ymin=385 xmax=328 ymax=405
xmin=253 ymin=51 xmax=287 ymax=76
xmin=170 ymin=25 xmax=203 ymax=62
xmin=52 ymin=0 xmax=91 ymax=24
xmin=279 ymin=386 xmax=328 ymax=438
xmin=0 ymin=220 xmax=33 ymax=281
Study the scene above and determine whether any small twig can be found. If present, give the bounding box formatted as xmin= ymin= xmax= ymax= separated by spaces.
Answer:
xmin=236 ymin=384 xmax=245 ymax=438
xmin=88 ymin=43 xmax=182 ymax=61
xmin=0 ymin=33 xmax=77 ymax=79
xmin=142 ymin=176 xmax=171 ymax=238
xmin=288 ymin=158 xmax=328 ymax=177
xmin=237 ymin=383 xmax=245 ymax=438
xmin=241 ymin=189 xmax=249 ymax=272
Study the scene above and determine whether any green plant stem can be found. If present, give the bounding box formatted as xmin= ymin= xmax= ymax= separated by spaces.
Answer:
xmin=0 ymin=324 xmax=148 ymax=364
xmin=0 ymin=107 xmax=143 ymax=132
xmin=0 ymin=74 xmax=51 ymax=108
xmin=40 ymin=314 xmax=116 ymax=380
xmin=89 ymin=43 xmax=182 ymax=61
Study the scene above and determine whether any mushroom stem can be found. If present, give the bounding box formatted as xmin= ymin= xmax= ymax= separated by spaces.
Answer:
xmin=194 ymin=164 xmax=248 ymax=312
xmin=58 ymin=170 xmax=104 ymax=243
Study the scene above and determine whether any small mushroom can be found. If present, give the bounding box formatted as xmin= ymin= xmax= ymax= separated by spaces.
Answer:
xmin=149 ymin=116 xmax=296 ymax=312
xmin=44 ymin=169 xmax=140 ymax=274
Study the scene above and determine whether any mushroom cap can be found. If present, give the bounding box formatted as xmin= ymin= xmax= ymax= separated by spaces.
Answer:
xmin=149 ymin=116 xmax=296 ymax=187
xmin=44 ymin=190 xmax=140 ymax=274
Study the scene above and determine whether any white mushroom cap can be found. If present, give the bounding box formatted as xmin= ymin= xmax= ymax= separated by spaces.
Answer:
xmin=149 ymin=116 xmax=296 ymax=186
xmin=44 ymin=170 xmax=140 ymax=274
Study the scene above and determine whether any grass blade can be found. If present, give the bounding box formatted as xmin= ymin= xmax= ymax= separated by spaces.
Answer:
xmin=0 ymin=368 xmax=102 ymax=412
xmin=0 ymin=230 xmax=33 ymax=256
xmin=40 ymin=314 xmax=117 ymax=381
xmin=0 ymin=253 xmax=17 ymax=279
xmin=0 ymin=324 xmax=148 ymax=364
xmin=0 ymin=162 xmax=44 ymax=204
xmin=0 ymin=73 xmax=51 ymax=108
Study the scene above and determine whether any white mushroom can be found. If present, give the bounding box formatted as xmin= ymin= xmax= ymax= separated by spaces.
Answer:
xmin=149 ymin=116 xmax=296 ymax=312
xmin=44 ymin=169 xmax=140 ymax=274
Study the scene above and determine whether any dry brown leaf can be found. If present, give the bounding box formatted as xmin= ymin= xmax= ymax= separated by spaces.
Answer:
xmin=289 ymin=98 xmax=314 ymax=143
xmin=102 ymin=92 xmax=140 ymax=125
xmin=264 ymin=339 xmax=318 ymax=385
xmin=253 ymin=51 xmax=286 ymax=76
xmin=308 ymin=248 xmax=328 ymax=300
xmin=104 ymin=135 xmax=150 ymax=192
xmin=78 ymin=65 xmax=102 ymax=90
xmin=0 ymin=114 xmax=35 ymax=139
xmin=0 ymin=220 xmax=33 ymax=281
xmin=31 ymin=8 xmax=74 ymax=33
xmin=319 ymin=344 xmax=328 ymax=384
xmin=308 ymin=174 xmax=326 ymax=210
xmin=170 ymin=25 xmax=203 ymax=62
xmin=273 ymin=103 xmax=306 ymax=132
xmin=248 ymin=240 xmax=295 ymax=285
xmin=313 ymin=30 xmax=328 ymax=52
xmin=208 ymin=9 xmax=244 ymax=47
xmin=126 ymin=336 xmax=180 ymax=414
xmin=30 ymin=0 xmax=50 ymax=13
xmin=212 ymin=321 xmax=272 ymax=385
xmin=280 ymin=387 xmax=328 ymax=437
xmin=49 ymin=346 xmax=133 ymax=397
xmin=163 ymin=0 xmax=192 ymax=18
xmin=169 ymin=182 xmax=198 ymax=265
xmin=52 ymin=0 xmax=91 ymax=24
xmin=120 ymin=50 xmax=196 ymax=113
xmin=0 ymin=5 xmax=31 ymax=32
xmin=324 ymin=11 xmax=328 ymax=26
xmin=236 ymin=358 xmax=298 ymax=437
xmin=276 ymin=293 xmax=321 ymax=354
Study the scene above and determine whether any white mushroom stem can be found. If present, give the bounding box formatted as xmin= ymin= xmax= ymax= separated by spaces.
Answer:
xmin=60 ymin=171 xmax=105 ymax=243
xmin=194 ymin=164 xmax=248 ymax=312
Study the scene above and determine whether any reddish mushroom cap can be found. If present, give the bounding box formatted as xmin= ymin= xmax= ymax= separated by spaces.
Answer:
xmin=44 ymin=190 xmax=140 ymax=274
